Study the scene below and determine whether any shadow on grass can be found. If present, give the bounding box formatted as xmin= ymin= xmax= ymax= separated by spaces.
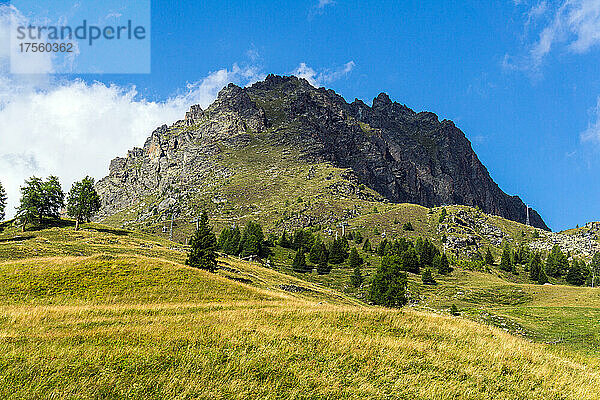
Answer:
xmin=22 ymin=218 xmax=75 ymax=232
xmin=0 ymin=235 xmax=35 ymax=243
xmin=86 ymin=227 xmax=130 ymax=236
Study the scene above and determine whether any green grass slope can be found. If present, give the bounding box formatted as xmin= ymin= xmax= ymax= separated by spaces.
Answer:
xmin=1 ymin=222 xmax=600 ymax=398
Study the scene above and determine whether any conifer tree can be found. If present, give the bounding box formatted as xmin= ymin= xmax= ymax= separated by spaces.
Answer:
xmin=218 ymin=226 xmax=241 ymax=255
xmin=16 ymin=176 xmax=64 ymax=229
xmin=186 ymin=212 xmax=217 ymax=272
xmin=309 ymin=238 xmax=326 ymax=264
xmin=537 ymin=265 xmax=549 ymax=285
xmin=485 ymin=247 xmax=494 ymax=265
xmin=401 ymin=247 xmax=420 ymax=274
xmin=500 ymin=243 xmax=513 ymax=272
xmin=566 ymin=259 xmax=587 ymax=286
xmin=450 ymin=304 xmax=460 ymax=316
xmin=421 ymin=268 xmax=436 ymax=285
xmin=16 ymin=176 xmax=43 ymax=229
xmin=545 ymin=245 xmax=568 ymax=278
xmin=316 ymin=247 xmax=331 ymax=275
xmin=439 ymin=207 xmax=447 ymax=223
xmin=591 ymin=253 xmax=600 ymax=288
xmin=66 ymin=176 xmax=101 ymax=230
xmin=348 ymin=247 xmax=363 ymax=269
xmin=362 ymin=237 xmax=372 ymax=253
xmin=240 ymin=221 xmax=264 ymax=257
xmin=529 ymin=252 xmax=542 ymax=282
xmin=329 ymin=237 xmax=348 ymax=264
xmin=368 ymin=256 xmax=407 ymax=307
xmin=353 ymin=230 xmax=363 ymax=244
xmin=40 ymin=175 xmax=64 ymax=219
xmin=436 ymin=253 xmax=453 ymax=275
xmin=292 ymin=249 xmax=309 ymax=273
xmin=279 ymin=231 xmax=291 ymax=248
xmin=350 ymin=263 xmax=363 ymax=288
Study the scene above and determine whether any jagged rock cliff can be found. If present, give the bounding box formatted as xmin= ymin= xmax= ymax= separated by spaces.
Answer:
xmin=96 ymin=74 xmax=549 ymax=230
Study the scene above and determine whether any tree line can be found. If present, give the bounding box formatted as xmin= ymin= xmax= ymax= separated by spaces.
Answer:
xmin=492 ymin=242 xmax=600 ymax=287
xmin=0 ymin=176 xmax=100 ymax=230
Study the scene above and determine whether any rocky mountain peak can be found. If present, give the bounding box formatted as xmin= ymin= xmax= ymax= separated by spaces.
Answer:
xmin=96 ymin=74 xmax=550 ymax=230
xmin=373 ymin=92 xmax=392 ymax=107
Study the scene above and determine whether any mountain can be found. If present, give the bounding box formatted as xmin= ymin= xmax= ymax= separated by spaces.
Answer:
xmin=96 ymin=74 xmax=549 ymax=231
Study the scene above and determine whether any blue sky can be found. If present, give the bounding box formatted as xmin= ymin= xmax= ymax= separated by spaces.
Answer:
xmin=1 ymin=0 xmax=600 ymax=230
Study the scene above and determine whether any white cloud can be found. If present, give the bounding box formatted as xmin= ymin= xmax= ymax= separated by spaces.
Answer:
xmin=513 ymin=0 xmax=600 ymax=70
xmin=292 ymin=61 xmax=355 ymax=87
xmin=0 ymin=4 xmax=264 ymax=220
xmin=581 ymin=97 xmax=600 ymax=144
xmin=0 ymin=65 xmax=262 ymax=220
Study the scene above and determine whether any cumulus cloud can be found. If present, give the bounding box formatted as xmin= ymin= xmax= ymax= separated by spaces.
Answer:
xmin=509 ymin=0 xmax=600 ymax=71
xmin=292 ymin=61 xmax=355 ymax=87
xmin=0 ymin=5 xmax=263 ymax=219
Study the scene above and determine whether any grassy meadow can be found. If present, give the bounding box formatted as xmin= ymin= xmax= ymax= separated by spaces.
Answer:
xmin=1 ymin=221 xmax=600 ymax=398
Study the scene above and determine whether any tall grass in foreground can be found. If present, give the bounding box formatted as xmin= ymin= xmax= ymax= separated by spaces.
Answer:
xmin=0 ymin=253 xmax=599 ymax=399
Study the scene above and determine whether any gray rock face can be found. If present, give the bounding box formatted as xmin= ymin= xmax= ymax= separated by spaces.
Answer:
xmin=96 ymin=74 xmax=549 ymax=230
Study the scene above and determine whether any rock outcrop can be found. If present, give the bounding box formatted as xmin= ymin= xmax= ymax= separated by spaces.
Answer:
xmin=96 ymin=74 xmax=549 ymax=230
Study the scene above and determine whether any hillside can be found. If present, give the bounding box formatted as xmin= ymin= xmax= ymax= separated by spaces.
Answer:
xmin=1 ymin=221 xmax=600 ymax=398
xmin=95 ymin=74 xmax=548 ymax=231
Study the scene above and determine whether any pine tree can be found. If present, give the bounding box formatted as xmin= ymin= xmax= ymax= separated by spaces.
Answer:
xmin=362 ymin=238 xmax=372 ymax=253
xmin=316 ymin=247 xmax=330 ymax=275
xmin=218 ymin=226 xmax=241 ymax=255
xmin=566 ymin=259 xmax=587 ymax=286
xmin=309 ymin=238 xmax=325 ymax=264
xmin=292 ymin=229 xmax=314 ymax=251
xmin=401 ymin=247 xmax=420 ymax=274
xmin=17 ymin=176 xmax=65 ymax=229
xmin=66 ymin=176 xmax=101 ymax=230
xmin=350 ymin=264 xmax=363 ymax=288
xmin=240 ymin=221 xmax=264 ymax=257
xmin=16 ymin=176 xmax=44 ymax=229
xmin=529 ymin=252 xmax=542 ymax=282
xmin=329 ymin=237 xmax=348 ymax=264
xmin=353 ymin=230 xmax=363 ymax=244
xmin=402 ymin=221 xmax=414 ymax=231
xmin=591 ymin=253 xmax=600 ymax=288
xmin=421 ymin=268 xmax=436 ymax=285
xmin=537 ymin=265 xmax=549 ymax=284
xmin=0 ymin=181 xmax=6 ymax=221
xmin=545 ymin=245 xmax=568 ymax=278
xmin=436 ymin=253 xmax=453 ymax=275
xmin=292 ymin=249 xmax=309 ymax=273
xmin=485 ymin=247 xmax=494 ymax=265
xmin=279 ymin=231 xmax=291 ymax=248
xmin=416 ymin=237 xmax=439 ymax=268
xmin=40 ymin=176 xmax=64 ymax=219
xmin=186 ymin=212 xmax=217 ymax=272
xmin=439 ymin=207 xmax=447 ymax=223
xmin=376 ymin=239 xmax=388 ymax=256
xmin=348 ymin=247 xmax=363 ymax=269
xmin=368 ymin=256 xmax=407 ymax=307
xmin=500 ymin=243 xmax=513 ymax=272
